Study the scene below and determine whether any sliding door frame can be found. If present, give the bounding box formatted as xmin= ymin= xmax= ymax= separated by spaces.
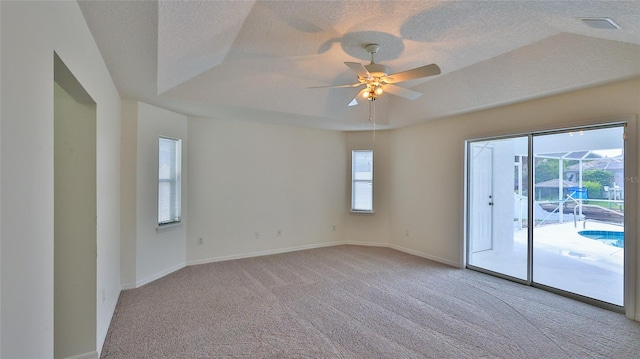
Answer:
xmin=463 ymin=115 xmax=637 ymax=319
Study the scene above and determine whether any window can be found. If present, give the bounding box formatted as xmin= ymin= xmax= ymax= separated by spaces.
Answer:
xmin=351 ymin=150 xmax=373 ymax=212
xmin=158 ymin=137 xmax=182 ymax=225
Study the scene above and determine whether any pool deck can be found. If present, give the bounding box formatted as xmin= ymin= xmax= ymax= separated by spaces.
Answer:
xmin=470 ymin=220 xmax=624 ymax=306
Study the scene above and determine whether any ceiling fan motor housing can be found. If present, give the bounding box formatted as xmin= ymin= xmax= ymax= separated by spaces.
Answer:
xmin=364 ymin=63 xmax=389 ymax=78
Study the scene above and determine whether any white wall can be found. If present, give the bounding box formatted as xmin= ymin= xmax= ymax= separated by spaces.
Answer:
xmin=389 ymin=78 xmax=640 ymax=317
xmin=0 ymin=2 xmax=121 ymax=357
xmin=121 ymin=101 xmax=188 ymax=288
xmin=136 ymin=102 xmax=188 ymax=285
xmin=0 ymin=1 xmax=3 ymax=353
xmin=186 ymin=116 xmax=346 ymax=263
xmin=344 ymin=131 xmax=391 ymax=246
xmin=388 ymin=117 xmax=462 ymax=267
xmin=120 ymin=101 xmax=138 ymax=288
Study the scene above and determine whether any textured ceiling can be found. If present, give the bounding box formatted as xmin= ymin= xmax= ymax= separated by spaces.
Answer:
xmin=78 ymin=1 xmax=640 ymax=130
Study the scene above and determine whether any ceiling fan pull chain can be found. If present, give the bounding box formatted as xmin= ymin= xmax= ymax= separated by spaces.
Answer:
xmin=369 ymin=100 xmax=376 ymax=142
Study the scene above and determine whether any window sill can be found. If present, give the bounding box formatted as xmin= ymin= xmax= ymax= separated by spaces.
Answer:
xmin=350 ymin=210 xmax=375 ymax=214
xmin=156 ymin=222 xmax=184 ymax=232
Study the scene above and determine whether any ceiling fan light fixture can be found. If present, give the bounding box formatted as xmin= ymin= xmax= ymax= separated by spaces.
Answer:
xmin=310 ymin=43 xmax=440 ymax=109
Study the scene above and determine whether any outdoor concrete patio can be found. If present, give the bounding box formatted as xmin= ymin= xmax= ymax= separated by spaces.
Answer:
xmin=469 ymin=221 xmax=624 ymax=306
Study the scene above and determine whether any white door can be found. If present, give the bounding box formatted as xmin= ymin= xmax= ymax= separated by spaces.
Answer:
xmin=470 ymin=145 xmax=493 ymax=253
xmin=467 ymin=136 xmax=528 ymax=280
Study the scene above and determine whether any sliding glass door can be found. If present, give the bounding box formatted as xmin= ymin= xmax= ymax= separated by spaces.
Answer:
xmin=532 ymin=127 xmax=624 ymax=305
xmin=467 ymin=124 xmax=626 ymax=308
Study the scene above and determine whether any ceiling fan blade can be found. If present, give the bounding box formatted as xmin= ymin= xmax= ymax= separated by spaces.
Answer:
xmin=344 ymin=62 xmax=371 ymax=79
xmin=383 ymin=64 xmax=441 ymax=83
xmin=383 ymin=84 xmax=423 ymax=100
xmin=308 ymin=82 xmax=362 ymax=89
xmin=348 ymin=88 xmax=369 ymax=107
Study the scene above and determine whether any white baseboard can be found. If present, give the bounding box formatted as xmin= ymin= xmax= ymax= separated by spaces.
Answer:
xmin=65 ymin=351 xmax=98 ymax=359
xmin=344 ymin=240 xmax=461 ymax=268
xmin=121 ymin=281 xmax=136 ymax=290
xmin=187 ymin=241 xmax=344 ymax=266
xmin=97 ymin=288 xmax=121 ymax=356
xmin=388 ymin=244 xmax=462 ymax=268
xmin=120 ymin=242 xmax=459 ymax=290
xmin=342 ymin=240 xmax=389 ymax=248
xmin=187 ymin=241 xmax=461 ymax=269
xmin=122 ymin=263 xmax=186 ymax=290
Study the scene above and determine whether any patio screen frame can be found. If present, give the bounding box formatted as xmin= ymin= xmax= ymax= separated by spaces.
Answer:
xmin=463 ymin=115 xmax=637 ymax=318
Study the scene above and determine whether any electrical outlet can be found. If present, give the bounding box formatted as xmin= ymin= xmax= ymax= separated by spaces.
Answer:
xmin=276 ymin=229 xmax=282 ymax=236
xmin=102 ymin=289 xmax=106 ymax=303
xmin=197 ymin=237 xmax=203 ymax=245
xmin=405 ymin=230 xmax=409 ymax=237
xmin=255 ymin=232 xmax=260 ymax=239
xmin=332 ymin=225 xmax=336 ymax=231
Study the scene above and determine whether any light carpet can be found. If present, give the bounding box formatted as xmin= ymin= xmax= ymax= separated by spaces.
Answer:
xmin=101 ymin=245 xmax=640 ymax=358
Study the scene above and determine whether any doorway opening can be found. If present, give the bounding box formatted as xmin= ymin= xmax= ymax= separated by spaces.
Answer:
xmin=54 ymin=53 xmax=97 ymax=358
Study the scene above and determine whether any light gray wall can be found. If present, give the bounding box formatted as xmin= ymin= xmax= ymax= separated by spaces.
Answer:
xmin=121 ymin=100 xmax=188 ymax=289
xmin=0 ymin=2 xmax=121 ymax=357
xmin=186 ymin=116 xmax=346 ymax=264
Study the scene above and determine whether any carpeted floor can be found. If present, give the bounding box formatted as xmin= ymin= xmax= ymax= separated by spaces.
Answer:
xmin=101 ymin=245 xmax=640 ymax=358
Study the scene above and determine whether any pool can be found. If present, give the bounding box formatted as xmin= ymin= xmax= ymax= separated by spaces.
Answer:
xmin=578 ymin=230 xmax=624 ymax=248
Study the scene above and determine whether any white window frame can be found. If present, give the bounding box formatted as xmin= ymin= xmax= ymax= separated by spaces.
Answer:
xmin=158 ymin=136 xmax=182 ymax=226
xmin=351 ymin=149 xmax=374 ymax=213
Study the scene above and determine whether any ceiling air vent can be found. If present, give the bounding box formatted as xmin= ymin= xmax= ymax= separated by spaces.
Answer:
xmin=580 ymin=17 xmax=622 ymax=30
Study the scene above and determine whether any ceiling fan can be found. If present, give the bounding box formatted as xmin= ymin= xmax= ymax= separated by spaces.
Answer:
xmin=310 ymin=44 xmax=441 ymax=107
